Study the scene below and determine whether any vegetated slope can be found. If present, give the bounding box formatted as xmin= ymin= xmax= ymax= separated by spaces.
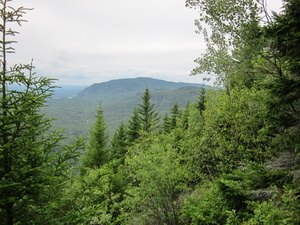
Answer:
xmin=104 ymin=86 xmax=202 ymax=133
xmin=76 ymin=77 xmax=208 ymax=102
xmin=52 ymin=85 xmax=88 ymax=98
xmin=43 ymin=77 xmax=210 ymax=140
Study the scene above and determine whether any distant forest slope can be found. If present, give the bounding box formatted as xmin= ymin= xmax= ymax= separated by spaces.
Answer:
xmin=42 ymin=77 xmax=211 ymax=140
xmin=76 ymin=77 xmax=209 ymax=101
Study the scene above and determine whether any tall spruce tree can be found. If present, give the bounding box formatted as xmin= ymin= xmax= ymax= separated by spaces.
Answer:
xmin=137 ymin=88 xmax=160 ymax=132
xmin=264 ymin=0 xmax=300 ymax=136
xmin=0 ymin=1 xmax=82 ymax=224
xmin=169 ymin=102 xmax=181 ymax=129
xmin=162 ymin=113 xmax=172 ymax=133
xmin=196 ymin=87 xmax=206 ymax=114
xmin=110 ymin=123 xmax=129 ymax=164
xmin=163 ymin=102 xmax=182 ymax=133
xmin=127 ymin=107 xmax=142 ymax=143
xmin=180 ymin=101 xmax=191 ymax=130
xmin=80 ymin=104 xmax=109 ymax=175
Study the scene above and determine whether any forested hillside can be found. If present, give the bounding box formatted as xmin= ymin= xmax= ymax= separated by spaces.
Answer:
xmin=76 ymin=77 xmax=208 ymax=99
xmin=1 ymin=0 xmax=300 ymax=224
xmin=42 ymin=78 xmax=206 ymax=139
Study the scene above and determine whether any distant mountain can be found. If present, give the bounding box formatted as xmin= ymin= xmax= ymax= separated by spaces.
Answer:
xmin=43 ymin=77 xmax=212 ymax=141
xmin=52 ymin=85 xmax=88 ymax=98
xmin=8 ymin=84 xmax=88 ymax=99
xmin=76 ymin=77 xmax=209 ymax=101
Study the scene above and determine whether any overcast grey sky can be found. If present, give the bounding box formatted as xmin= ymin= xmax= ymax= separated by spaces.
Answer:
xmin=10 ymin=0 xmax=282 ymax=86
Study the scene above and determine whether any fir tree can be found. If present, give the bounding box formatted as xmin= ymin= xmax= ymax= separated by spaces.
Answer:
xmin=80 ymin=104 xmax=109 ymax=174
xmin=110 ymin=123 xmax=129 ymax=164
xmin=196 ymin=87 xmax=206 ymax=114
xmin=137 ymin=88 xmax=160 ymax=132
xmin=163 ymin=103 xmax=182 ymax=133
xmin=127 ymin=107 xmax=142 ymax=143
xmin=162 ymin=113 xmax=172 ymax=133
xmin=180 ymin=101 xmax=191 ymax=130
xmin=0 ymin=1 xmax=83 ymax=224
xmin=169 ymin=102 xmax=181 ymax=129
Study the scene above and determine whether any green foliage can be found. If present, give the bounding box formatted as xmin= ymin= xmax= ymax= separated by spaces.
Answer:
xmin=110 ymin=123 xmax=130 ymax=164
xmin=181 ymin=181 xmax=232 ymax=224
xmin=137 ymin=88 xmax=160 ymax=132
xmin=187 ymin=0 xmax=300 ymax=151
xmin=195 ymin=87 xmax=206 ymax=113
xmin=262 ymin=0 xmax=300 ymax=152
xmin=186 ymin=0 xmax=263 ymax=89
xmin=181 ymin=163 xmax=299 ymax=225
xmin=247 ymin=187 xmax=300 ymax=225
xmin=80 ymin=104 xmax=109 ymax=175
xmin=124 ymin=133 xmax=190 ymax=224
xmin=268 ymin=0 xmax=300 ymax=75
xmin=162 ymin=112 xmax=172 ymax=133
xmin=126 ymin=107 xmax=142 ymax=143
xmin=0 ymin=1 xmax=83 ymax=224
xmin=162 ymin=102 xmax=182 ymax=133
xmin=42 ymin=84 xmax=202 ymax=142
xmin=3 ymin=0 xmax=299 ymax=223
xmin=48 ymin=161 xmax=128 ymax=224
xmin=189 ymin=87 xmax=274 ymax=176
xmin=45 ymin=1 xmax=300 ymax=224
xmin=178 ymin=101 xmax=191 ymax=130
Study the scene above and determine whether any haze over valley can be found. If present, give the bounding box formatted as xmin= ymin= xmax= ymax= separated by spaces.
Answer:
xmin=43 ymin=77 xmax=210 ymax=139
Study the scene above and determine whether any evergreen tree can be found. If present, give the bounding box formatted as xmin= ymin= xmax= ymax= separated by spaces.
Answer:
xmin=162 ymin=113 xmax=172 ymax=133
xmin=137 ymin=88 xmax=160 ymax=132
xmin=180 ymin=101 xmax=191 ymax=130
xmin=163 ymin=102 xmax=182 ymax=133
xmin=169 ymin=102 xmax=181 ymax=129
xmin=264 ymin=0 xmax=300 ymax=144
xmin=127 ymin=107 xmax=142 ymax=143
xmin=80 ymin=104 xmax=108 ymax=174
xmin=270 ymin=0 xmax=300 ymax=75
xmin=110 ymin=122 xmax=129 ymax=164
xmin=196 ymin=87 xmax=206 ymax=114
xmin=0 ymin=2 xmax=82 ymax=224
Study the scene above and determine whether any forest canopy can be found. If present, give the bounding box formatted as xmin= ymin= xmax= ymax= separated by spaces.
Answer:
xmin=1 ymin=0 xmax=300 ymax=224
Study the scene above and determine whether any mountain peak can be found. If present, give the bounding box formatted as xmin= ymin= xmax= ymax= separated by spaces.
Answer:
xmin=77 ymin=77 xmax=208 ymax=101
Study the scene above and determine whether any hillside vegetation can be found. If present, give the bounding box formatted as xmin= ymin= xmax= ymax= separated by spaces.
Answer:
xmin=42 ymin=77 xmax=207 ymax=139
xmin=1 ymin=0 xmax=300 ymax=224
xmin=77 ymin=77 xmax=207 ymax=99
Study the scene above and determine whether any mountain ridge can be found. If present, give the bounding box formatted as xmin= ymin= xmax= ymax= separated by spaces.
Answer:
xmin=76 ymin=77 xmax=209 ymax=101
xmin=43 ymin=77 xmax=212 ymax=141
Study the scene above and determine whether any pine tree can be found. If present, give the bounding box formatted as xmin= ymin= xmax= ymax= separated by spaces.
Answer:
xmin=162 ymin=113 xmax=172 ymax=133
xmin=263 ymin=0 xmax=300 ymax=150
xmin=137 ymin=88 xmax=160 ymax=132
xmin=80 ymin=104 xmax=109 ymax=175
xmin=169 ymin=102 xmax=181 ymax=129
xmin=180 ymin=101 xmax=191 ymax=130
xmin=111 ymin=123 xmax=129 ymax=164
xmin=196 ymin=87 xmax=206 ymax=114
xmin=163 ymin=103 xmax=182 ymax=133
xmin=127 ymin=107 xmax=142 ymax=143
xmin=0 ymin=1 xmax=82 ymax=224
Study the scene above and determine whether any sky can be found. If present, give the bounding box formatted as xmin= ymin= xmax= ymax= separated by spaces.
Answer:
xmin=9 ymin=0 xmax=282 ymax=86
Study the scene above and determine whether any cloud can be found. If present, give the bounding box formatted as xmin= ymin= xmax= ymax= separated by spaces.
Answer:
xmin=9 ymin=0 xmax=283 ymax=86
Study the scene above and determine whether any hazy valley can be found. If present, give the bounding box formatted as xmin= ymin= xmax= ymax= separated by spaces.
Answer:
xmin=43 ymin=77 xmax=210 ymax=140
